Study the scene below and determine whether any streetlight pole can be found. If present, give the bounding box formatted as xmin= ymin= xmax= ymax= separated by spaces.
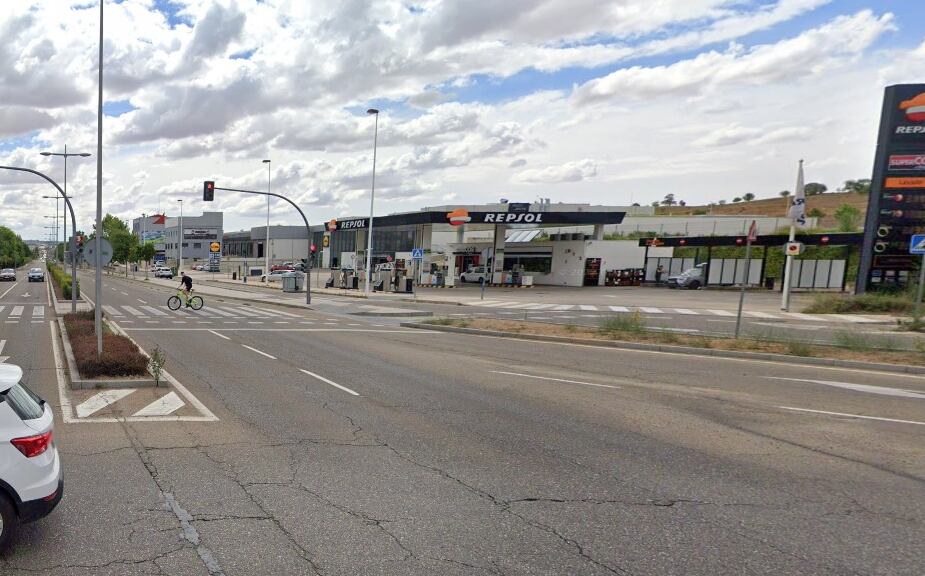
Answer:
xmin=41 ymin=146 xmax=92 ymax=265
xmin=177 ymin=200 xmax=183 ymax=272
xmin=141 ymin=212 xmax=148 ymax=279
xmin=364 ymin=108 xmax=379 ymax=295
xmin=262 ymin=159 xmax=271 ymax=279
xmin=94 ymin=0 xmax=104 ymax=357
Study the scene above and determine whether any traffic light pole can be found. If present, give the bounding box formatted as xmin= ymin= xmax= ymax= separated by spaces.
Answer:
xmin=211 ymin=185 xmax=312 ymax=304
xmin=0 ymin=166 xmax=78 ymax=313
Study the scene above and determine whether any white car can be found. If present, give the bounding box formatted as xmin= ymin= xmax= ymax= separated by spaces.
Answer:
xmin=263 ymin=270 xmax=289 ymax=283
xmin=27 ymin=268 xmax=45 ymax=282
xmin=0 ymin=363 xmax=62 ymax=550
xmin=154 ymin=267 xmax=173 ymax=279
xmin=459 ymin=265 xmax=489 ymax=283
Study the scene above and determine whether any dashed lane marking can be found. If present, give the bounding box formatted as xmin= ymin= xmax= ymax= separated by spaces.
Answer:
xmin=766 ymin=377 xmax=925 ymax=399
xmin=300 ymin=368 xmax=359 ymax=396
xmin=208 ymin=330 xmax=231 ymax=340
xmin=778 ymin=406 xmax=925 ymax=427
xmin=242 ymin=344 xmax=277 ymax=360
xmin=492 ymin=370 xmax=621 ymax=390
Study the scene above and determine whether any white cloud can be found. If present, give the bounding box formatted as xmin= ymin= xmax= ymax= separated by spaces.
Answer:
xmin=512 ymin=159 xmax=597 ymax=183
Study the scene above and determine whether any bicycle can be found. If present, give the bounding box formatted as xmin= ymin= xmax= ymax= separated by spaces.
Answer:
xmin=167 ymin=289 xmax=203 ymax=311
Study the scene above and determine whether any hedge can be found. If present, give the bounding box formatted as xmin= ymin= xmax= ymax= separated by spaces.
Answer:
xmin=47 ymin=261 xmax=79 ymax=300
xmin=63 ymin=312 xmax=148 ymax=378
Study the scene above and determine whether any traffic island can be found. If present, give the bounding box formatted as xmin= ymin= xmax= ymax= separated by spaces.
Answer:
xmin=408 ymin=317 xmax=925 ymax=375
xmin=58 ymin=312 xmax=156 ymax=389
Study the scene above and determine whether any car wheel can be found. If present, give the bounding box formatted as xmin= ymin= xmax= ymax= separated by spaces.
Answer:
xmin=687 ymin=280 xmax=701 ymax=290
xmin=0 ymin=492 xmax=17 ymax=551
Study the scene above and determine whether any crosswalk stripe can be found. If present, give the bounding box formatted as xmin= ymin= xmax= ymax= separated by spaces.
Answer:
xmin=552 ymin=305 xmax=574 ymax=311
xmin=745 ymin=311 xmax=778 ymax=318
xmin=122 ymin=306 xmax=147 ymax=317
xmin=528 ymin=303 xmax=559 ymax=310
xmin=232 ymin=307 xmax=266 ymax=317
xmin=507 ymin=302 xmax=538 ymax=309
xmin=75 ymin=390 xmax=135 ymax=418
xmin=707 ymin=309 xmax=736 ymax=317
xmin=140 ymin=306 xmax=169 ymax=317
xmin=32 ymin=306 xmax=44 ymax=317
xmin=674 ymin=308 xmax=699 ymax=315
xmin=102 ymin=305 xmax=123 ymax=316
xmin=253 ymin=306 xmax=302 ymax=318
xmin=639 ymin=307 xmax=663 ymax=314
xmin=133 ymin=391 xmax=185 ymax=417
xmin=578 ymin=305 xmax=598 ymax=311
xmin=10 ymin=306 xmax=23 ymax=317
xmin=608 ymin=306 xmax=630 ymax=313
xmin=208 ymin=308 xmax=239 ymax=317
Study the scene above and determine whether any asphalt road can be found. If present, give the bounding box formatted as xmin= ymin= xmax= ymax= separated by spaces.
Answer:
xmin=0 ymin=266 xmax=923 ymax=575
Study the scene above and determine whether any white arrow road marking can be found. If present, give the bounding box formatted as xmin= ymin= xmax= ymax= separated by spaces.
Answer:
xmin=133 ymin=392 xmax=185 ymax=417
xmin=766 ymin=377 xmax=925 ymax=399
xmin=778 ymin=406 xmax=925 ymax=427
xmin=20 ymin=292 xmax=29 ymax=298
xmin=75 ymin=390 xmax=135 ymax=418
xmin=492 ymin=370 xmax=621 ymax=390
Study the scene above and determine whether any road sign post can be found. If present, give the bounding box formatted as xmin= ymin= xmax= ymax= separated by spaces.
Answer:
xmin=910 ymin=234 xmax=925 ymax=316
xmin=735 ymin=221 xmax=758 ymax=338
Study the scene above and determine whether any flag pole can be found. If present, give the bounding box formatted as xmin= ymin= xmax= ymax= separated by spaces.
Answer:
xmin=781 ymin=159 xmax=804 ymax=311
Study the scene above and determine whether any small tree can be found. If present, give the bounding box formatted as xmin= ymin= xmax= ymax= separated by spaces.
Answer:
xmin=779 ymin=190 xmax=790 ymax=197
xmin=807 ymin=208 xmax=825 ymax=219
xmin=804 ymin=182 xmax=827 ymax=196
xmin=661 ymin=193 xmax=677 ymax=214
xmin=732 ymin=197 xmax=742 ymax=203
xmin=743 ymin=192 xmax=755 ymax=202
xmin=718 ymin=199 xmax=727 ymax=205
xmin=138 ymin=242 xmax=156 ymax=279
xmin=833 ymin=204 xmax=862 ymax=232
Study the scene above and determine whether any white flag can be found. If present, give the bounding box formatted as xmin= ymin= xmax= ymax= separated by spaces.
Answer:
xmin=788 ymin=160 xmax=806 ymax=226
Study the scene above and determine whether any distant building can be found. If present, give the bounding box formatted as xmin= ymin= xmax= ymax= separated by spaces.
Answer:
xmin=163 ymin=211 xmax=223 ymax=266
xmin=131 ymin=214 xmax=166 ymax=260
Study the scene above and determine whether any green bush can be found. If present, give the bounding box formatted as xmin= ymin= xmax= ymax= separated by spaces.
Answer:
xmin=63 ymin=312 xmax=148 ymax=378
xmin=47 ymin=261 xmax=80 ymax=299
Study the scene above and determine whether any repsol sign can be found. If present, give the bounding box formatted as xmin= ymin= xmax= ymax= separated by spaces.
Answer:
xmin=482 ymin=212 xmax=544 ymax=223
xmin=336 ymin=219 xmax=368 ymax=230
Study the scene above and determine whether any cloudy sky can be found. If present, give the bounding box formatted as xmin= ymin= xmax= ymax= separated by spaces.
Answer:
xmin=1 ymin=0 xmax=923 ymax=240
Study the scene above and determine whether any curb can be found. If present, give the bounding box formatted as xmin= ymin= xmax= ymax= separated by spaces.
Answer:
xmin=57 ymin=318 xmax=157 ymax=389
xmin=401 ymin=323 xmax=925 ymax=376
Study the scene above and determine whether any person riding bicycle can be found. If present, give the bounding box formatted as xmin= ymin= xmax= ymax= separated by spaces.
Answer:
xmin=179 ymin=271 xmax=193 ymax=307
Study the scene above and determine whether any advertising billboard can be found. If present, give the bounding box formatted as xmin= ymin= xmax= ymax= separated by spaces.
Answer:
xmin=183 ymin=228 xmax=218 ymax=240
xmin=858 ymin=84 xmax=925 ymax=292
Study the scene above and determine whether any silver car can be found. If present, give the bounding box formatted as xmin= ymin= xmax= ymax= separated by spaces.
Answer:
xmin=0 ymin=269 xmax=15 ymax=282
xmin=27 ymin=268 xmax=44 ymax=282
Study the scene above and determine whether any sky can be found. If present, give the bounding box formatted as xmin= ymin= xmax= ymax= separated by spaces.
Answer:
xmin=1 ymin=0 xmax=924 ymax=240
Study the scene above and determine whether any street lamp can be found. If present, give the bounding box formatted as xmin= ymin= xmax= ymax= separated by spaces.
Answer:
xmin=41 ymin=147 xmax=91 ymax=264
xmin=177 ymin=199 xmax=183 ymax=272
xmin=364 ymin=108 xmax=379 ymax=295
xmin=141 ymin=212 xmax=148 ymax=279
xmin=262 ymin=159 xmax=271 ymax=279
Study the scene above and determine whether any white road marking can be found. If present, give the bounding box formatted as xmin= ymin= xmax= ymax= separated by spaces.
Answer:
xmin=578 ymin=305 xmax=598 ymax=311
xmin=32 ymin=306 xmax=44 ymax=318
xmin=208 ymin=330 xmax=231 ymax=340
xmin=120 ymin=291 xmax=129 ymax=296
xmin=492 ymin=370 xmax=621 ymax=390
xmin=123 ymin=305 xmax=147 ymax=317
xmin=254 ymin=306 xmax=302 ymax=318
xmin=608 ymin=306 xmax=630 ymax=313
xmin=10 ymin=305 xmax=23 ymax=317
xmin=552 ymin=305 xmax=574 ymax=311
xmin=527 ymin=303 xmax=558 ymax=310
xmin=745 ymin=311 xmax=778 ymax=319
xmin=481 ymin=302 xmax=516 ymax=308
xmin=137 ymin=299 xmax=147 ymax=304
xmin=141 ymin=306 xmax=169 ymax=317
xmin=639 ymin=307 xmax=663 ymax=314
xmin=233 ymin=307 xmax=266 ymax=317
xmin=242 ymin=344 xmax=277 ymax=359
xmin=0 ymin=339 xmax=6 ymax=363
xmin=0 ymin=283 xmax=18 ymax=299
xmin=778 ymin=406 xmax=925 ymax=427
xmin=766 ymin=377 xmax=925 ymax=399
xmin=208 ymin=308 xmax=239 ymax=317
xmin=102 ymin=305 xmax=123 ymax=316
xmin=674 ymin=308 xmax=699 ymax=315
xmin=75 ymin=390 xmax=135 ymax=418
xmin=133 ymin=392 xmax=185 ymax=417
xmin=707 ymin=309 xmax=736 ymax=317
xmin=300 ymin=368 xmax=360 ymax=396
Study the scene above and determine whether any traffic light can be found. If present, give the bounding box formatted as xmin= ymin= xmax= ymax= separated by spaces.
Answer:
xmin=203 ymin=181 xmax=215 ymax=201
xmin=76 ymin=235 xmax=84 ymax=253
xmin=310 ymin=244 xmax=316 ymax=254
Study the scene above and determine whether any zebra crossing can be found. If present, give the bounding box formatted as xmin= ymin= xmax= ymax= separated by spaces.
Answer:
xmin=461 ymin=300 xmax=887 ymax=323
xmin=1 ymin=302 xmax=312 ymax=325
xmin=0 ymin=304 xmax=48 ymax=324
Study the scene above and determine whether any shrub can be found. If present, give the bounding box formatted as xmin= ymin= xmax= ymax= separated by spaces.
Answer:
xmin=786 ymin=340 xmax=812 ymax=357
xmin=599 ymin=312 xmax=644 ymax=334
xmin=63 ymin=312 xmax=148 ymax=378
xmin=804 ymin=293 xmax=913 ymax=315
xmin=47 ymin=261 xmax=80 ymax=299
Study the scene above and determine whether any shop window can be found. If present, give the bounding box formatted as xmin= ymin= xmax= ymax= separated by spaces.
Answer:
xmin=503 ymin=256 xmax=551 ymax=274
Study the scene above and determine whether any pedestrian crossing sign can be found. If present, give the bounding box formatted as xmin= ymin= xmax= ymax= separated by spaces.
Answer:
xmin=910 ymin=234 xmax=925 ymax=255
xmin=411 ymin=248 xmax=424 ymax=259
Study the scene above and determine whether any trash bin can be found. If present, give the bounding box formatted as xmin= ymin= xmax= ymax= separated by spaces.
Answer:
xmin=282 ymin=272 xmax=304 ymax=293
xmin=232 ymin=272 xmax=237 ymax=281
xmin=764 ymin=277 xmax=775 ymax=290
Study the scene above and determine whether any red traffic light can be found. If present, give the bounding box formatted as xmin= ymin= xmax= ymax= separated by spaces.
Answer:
xmin=203 ymin=181 xmax=215 ymax=201
xmin=310 ymin=243 xmax=316 ymax=254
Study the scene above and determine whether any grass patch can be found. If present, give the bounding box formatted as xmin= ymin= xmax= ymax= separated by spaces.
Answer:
xmin=804 ymin=292 xmax=912 ymax=315
xmin=63 ymin=312 xmax=148 ymax=379
xmin=785 ymin=339 xmax=813 ymax=357
xmin=598 ymin=312 xmax=644 ymax=334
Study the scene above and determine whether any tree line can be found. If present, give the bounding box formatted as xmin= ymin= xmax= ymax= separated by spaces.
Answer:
xmin=0 ymin=226 xmax=34 ymax=268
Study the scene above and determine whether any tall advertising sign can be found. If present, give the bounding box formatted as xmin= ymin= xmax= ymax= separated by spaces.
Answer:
xmin=858 ymin=85 xmax=925 ymax=292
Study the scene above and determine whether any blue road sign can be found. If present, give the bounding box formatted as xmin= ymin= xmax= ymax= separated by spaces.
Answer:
xmin=411 ymin=248 xmax=424 ymax=259
xmin=911 ymin=234 xmax=925 ymax=255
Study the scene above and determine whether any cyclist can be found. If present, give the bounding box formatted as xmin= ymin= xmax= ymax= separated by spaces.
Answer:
xmin=178 ymin=271 xmax=193 ymax=307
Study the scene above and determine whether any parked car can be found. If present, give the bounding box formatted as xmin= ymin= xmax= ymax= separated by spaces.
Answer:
xmin=0 ymin=269 xmax=15 ymax=282
xmin=193 ymin=264 xmax=204 ymax=271
xmin=27 ymin=268 xmax=45 ymax=282
xmin=154 ymin=267 xmax=173 ymax=279
xmin=270 ymin=264 xmax=295 ymax=272
xmin=459 ymin=265 xmax=489 ymax=283
xmin=667 ymin=263 xmax=707 ymax=290
xmin=0 ymin=363 xmax=63 ymax=550
xmin=263 ymin=269 xmax=289 ymax=283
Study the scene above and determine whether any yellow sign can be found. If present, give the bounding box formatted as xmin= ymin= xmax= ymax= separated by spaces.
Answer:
xmin=322 ymin=235 xmax=330 ymax=248
xmin=885 ymin=177 xmax=925 ymax=189
xmin=210 ymin=242 xmax=220 ymax=253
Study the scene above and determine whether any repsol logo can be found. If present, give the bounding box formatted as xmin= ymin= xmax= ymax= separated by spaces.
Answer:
xmin=340 ymin=219 xmax=367 ymax=229
xmin=482 ymin=213 xmax=543 ymax=223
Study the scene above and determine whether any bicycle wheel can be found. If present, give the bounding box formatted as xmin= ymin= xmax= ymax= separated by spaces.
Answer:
xmin=189 ymin=296 xmax=204 ymax=310
xmin=167 ymin=296 xmax=181 ymax=310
